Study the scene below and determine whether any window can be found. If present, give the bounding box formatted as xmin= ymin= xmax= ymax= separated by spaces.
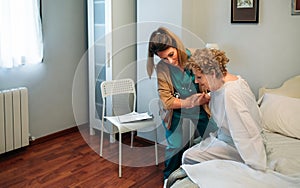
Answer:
xmin=0 ymin=0 xmax=43 ymax=68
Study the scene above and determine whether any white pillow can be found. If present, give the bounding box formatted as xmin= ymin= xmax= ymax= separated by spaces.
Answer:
xmin=260 ymin=93 xmax=300 ymax=139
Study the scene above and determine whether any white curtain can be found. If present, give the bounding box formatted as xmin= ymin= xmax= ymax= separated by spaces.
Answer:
xmin=0 ymin=0 xmax=43 ymax=68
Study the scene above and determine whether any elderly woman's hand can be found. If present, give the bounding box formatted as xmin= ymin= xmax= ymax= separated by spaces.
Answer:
xmin=183 ymin=93 xmax=210 ymax=108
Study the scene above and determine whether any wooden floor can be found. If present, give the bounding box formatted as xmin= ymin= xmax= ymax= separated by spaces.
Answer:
xmin=0 ymin=125 xmax=165 ymax=188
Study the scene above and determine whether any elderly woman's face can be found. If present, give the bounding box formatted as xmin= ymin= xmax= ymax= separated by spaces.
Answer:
xmin=193 ymin=68 xmax=209 ymax=91
xmin=193 ymin=68 xmax=220 ymax=91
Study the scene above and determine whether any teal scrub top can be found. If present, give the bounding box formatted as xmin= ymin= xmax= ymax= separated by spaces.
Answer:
xmin=167 ymin=49 xmax=206 ymax=120
xmin=168 ymin=65 xmax=202 ymax=119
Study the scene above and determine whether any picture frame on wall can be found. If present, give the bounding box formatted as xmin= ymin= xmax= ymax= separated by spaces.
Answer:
xmin=292 ymin=0 xmax=300 ymax=15
xmin=231 ymin=0 xmax=259 ymax=23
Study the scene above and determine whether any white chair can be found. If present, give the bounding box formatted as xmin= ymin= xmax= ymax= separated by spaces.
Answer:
xmin=100 ymin=78 xmax=158 ymax=177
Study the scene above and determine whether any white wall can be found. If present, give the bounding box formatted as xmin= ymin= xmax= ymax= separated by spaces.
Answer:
xmin=183 ymin=0 xmax=300 ymax=97
xmin=111 ymin=0 xmax=137 ymax=80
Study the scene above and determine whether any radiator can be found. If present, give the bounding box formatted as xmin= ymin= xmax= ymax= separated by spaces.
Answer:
xmin=0 ymin=87 xmax=29 ymax=154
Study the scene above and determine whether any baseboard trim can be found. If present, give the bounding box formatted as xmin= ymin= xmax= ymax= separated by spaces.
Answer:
xmin=30 ymin=126 xmax=79 ymax=146
xmin=134 ymin=135 xmax=155 ymax=145
xmin=30 ymin=125 xmax=163 ymax=148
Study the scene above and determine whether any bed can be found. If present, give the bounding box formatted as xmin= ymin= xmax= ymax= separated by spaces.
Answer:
xmin=168 ymin=75 xmax=300 ymax=188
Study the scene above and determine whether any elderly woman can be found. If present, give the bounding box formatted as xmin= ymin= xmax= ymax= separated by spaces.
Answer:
xmin=182 ymin=48 xmax=267 ymax=171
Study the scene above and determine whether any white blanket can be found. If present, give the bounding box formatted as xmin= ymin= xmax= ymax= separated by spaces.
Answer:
xmin=182 ymin=160 xmax=300 ymax=188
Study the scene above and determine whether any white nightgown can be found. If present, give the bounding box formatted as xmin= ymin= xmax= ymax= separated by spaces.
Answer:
xmin=182 ymin=76 xmax=267 ymax=171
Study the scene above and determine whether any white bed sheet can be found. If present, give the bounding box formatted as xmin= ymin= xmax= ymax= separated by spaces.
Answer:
xmin=181 ymin=131 xmax=300 ymax=188
xmin=182 ymin=160 xmax=300 ymax=188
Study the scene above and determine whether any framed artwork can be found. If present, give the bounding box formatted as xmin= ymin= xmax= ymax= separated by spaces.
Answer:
xmin=231 ymin=0 xmax=259 ymax=23
xmin=292 ymin=0 xmax=300 ymax=15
